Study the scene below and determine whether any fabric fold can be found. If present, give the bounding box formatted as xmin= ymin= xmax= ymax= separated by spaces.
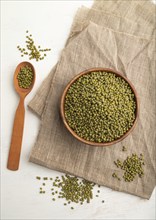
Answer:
xmin=28 ymin=1 xmax=156 ymax=199
xmin=29 ymin=22 xmax=155 ymax=199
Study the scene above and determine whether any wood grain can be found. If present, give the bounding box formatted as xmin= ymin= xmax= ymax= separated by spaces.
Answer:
xmin=7 ymin=98 xmax=25 ymax=170
xmin=7 ymin=61 xmax=35 ymax=171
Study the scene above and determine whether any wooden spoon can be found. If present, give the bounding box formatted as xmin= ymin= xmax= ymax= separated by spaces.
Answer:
xmin=7 ymin=61 xmax=35 ymax=171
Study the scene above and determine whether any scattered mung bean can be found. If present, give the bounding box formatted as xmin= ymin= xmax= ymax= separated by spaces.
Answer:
xmin=36 ymin=176 xmax=41 ymax=180
xmin=43 ymin=177 xmax=48 ymax=180
xmin=112 ymin=172 xmax=121 ymax=181
xmin=122 ymin=146 xmax=127 ymax=151
xmin=17 ymin=30 xmax=51 ymax=61
xmin=35 ymin=174 xmax=104 ymax=209
xmin=113 ymin=153 xmax=145 ymax=182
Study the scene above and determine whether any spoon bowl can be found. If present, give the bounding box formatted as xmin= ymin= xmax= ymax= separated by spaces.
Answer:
xmin=14 ymin=61 xmax=35 ymax=98
xmin=7 ymin=61 xmax=35 ymax=171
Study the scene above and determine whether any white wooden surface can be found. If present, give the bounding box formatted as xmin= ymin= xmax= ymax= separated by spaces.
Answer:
xmin=1 ymin=1 xmax=156 ymax=219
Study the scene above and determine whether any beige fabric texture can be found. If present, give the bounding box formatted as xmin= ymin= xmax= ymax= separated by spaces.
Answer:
xmin=29 ymin=2 xmax=155 ymax=117
xmin=70 ymin=6 xmax=156 ymax=39
xmin=28 ymin=1 xmax=156 ymax=199
xmin=93 ymin=0 xmax=156 ymax=25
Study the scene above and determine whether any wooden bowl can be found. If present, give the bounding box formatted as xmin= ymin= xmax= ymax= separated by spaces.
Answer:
xmin=60 ymin=68 xmax=139 ymax=146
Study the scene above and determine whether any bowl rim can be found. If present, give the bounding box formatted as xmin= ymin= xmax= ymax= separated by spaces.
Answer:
xmin=60 ymin=67 xmax=139 ymax=146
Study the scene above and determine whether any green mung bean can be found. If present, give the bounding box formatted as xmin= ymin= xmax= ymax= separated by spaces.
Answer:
xmin=113 ymin=153 xmax=145 ymax=182
xmin=17 ymin=30 xmax=51 ymax=61
xmin=64 ymin=71 xmax=136 ymax=143
xmin=43 ymin=177 xmax=48 ymax=180
xmin=36 ymin=176 xmax=41 ymax=180
xmin=112 ymin=172 xmax=121 ymax=181
xmin=36 ymin=175 xmax=103 ymax=209
xmin=17 ymin=65 xmax=33 ymax=89
xmin=122 ymin=146 xmax=127 ymax=151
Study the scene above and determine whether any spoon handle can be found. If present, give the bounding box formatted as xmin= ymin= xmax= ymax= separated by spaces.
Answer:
xmin=7 ymin=97 xmax=25 ymax=171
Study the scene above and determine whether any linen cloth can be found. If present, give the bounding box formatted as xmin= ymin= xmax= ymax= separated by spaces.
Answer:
xmin=28 ymin=1 xmax=156 ymax=199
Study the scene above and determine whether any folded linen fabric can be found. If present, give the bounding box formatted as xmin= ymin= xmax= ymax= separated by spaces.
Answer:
xmin=28 ymin=1 xmax=156 ymax=199
xmin=29 ymin=1 xmax=155 ymax=117
xmin=93 ymin=0 xmax=155 ymax=25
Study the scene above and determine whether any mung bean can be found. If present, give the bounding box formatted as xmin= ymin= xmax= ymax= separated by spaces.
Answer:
xmin=36 ymin=175 xmax=104 ymax=209
xmin=64 ymin=71 xmax=136 ymax=143
xmin=17 ymin=65 xmax=34 ymax=89
xmin=17 ymin=30 xmax=51 ymax=61
xmin=113 ymin=153 xmax=145 ymax=182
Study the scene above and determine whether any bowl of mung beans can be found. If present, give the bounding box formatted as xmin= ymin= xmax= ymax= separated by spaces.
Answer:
xmin=60 ymin=68 xmax=139 ymax=146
